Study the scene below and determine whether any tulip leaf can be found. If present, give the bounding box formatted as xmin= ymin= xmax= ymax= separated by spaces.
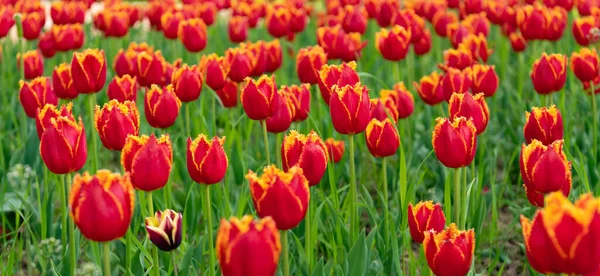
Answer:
xmin=310 ymin=257 xmax=325 ymax=276
xmin=347 ymin=230 xmax=368 ymax=276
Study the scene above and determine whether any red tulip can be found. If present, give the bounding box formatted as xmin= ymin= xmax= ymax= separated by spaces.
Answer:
xmin=0 ymin=7 xmax=15 ymax=38
xmin=240 ymin=75 xmax=278 ymax=121
xmin=509 ymin=32 xmax=527 ymax=52
xmin=467 ymin=64 xmax=499 ymax=97
xmin=22 ymin=12 xmax=43 ymax=40
xmin=531 ymin=53 xmax=567 ymax=95
xmin=376 ymin=26 xmax=412 ymax=61
xmin=376 ymin=0 xmax=399 ymax=27
xmin=441 ymin=68 xmax=472 ymax=101
xmin=296 ymin=46 xmax=327 ymax=84
xmin=172 ymin=65 xmax=202 ymax=102
xmin=432 ymin=117 xmax=477 ymax=168
xmin=51 ymin=24 xmax=85 ymax=52
xmin=161 ymin=10 xmax=185 ymax=40
xmin=200 ymin=54 xmax=230 ymax=91
xmin=122 ymin=134 xmax=173 ymax=191
xmin=281 ymin=84 xmax=311 ymax=122
xmin=265 ymin=5 xmax=290 ymax=38
xmin=226 ymin=47 xmax=254 ymax=83
xmin=187 ymin=135 xmax=228 ymax=185
xmin=459 ymin=33 xmax=492 ymax=63
xmin=107 ymin=74 xmax=138 ymax=103
xmin=281 ymin=130 xmax=328 ymax=186
xmin=228 ymin=16 xmax=248 ymax=43
xmin=330 ymin=83 xmax=371 ymax=135
xmin=325 ymin=138 xmax=345 ymax=163
xmin=36 ymin=103 xmax=74 ymax=139
xmin=572 ymin=16 xmax=595 ymax=46
xmin=38 ymin=32 xmax=56 ymax=58
xmin=17 ymin=50 xmax=43 ymax=80
xmin=178 ymin=18 xmax=207 ymax=53
xmin=102 ymin=12 xmax=130 ymax=37
xmin=137 ymin=51 xmax=168 ymax=87
xmin=524 ymin=106 xmax=564 ymax=145
xmin=215 ymin=80 xmax=238 ymax=108
xmin=424 ymin=224 xmax=475 ymax=276
xmin=39 ymin=107 xmax=87 ymax=175
xmin=246 ymin=41 xmax=268 ymax=77
xmin=265 ymin=90 xmax=295 ymax=133
xmin=144 ymin=84 xmax=182 ymax=129
xmin=19 ymin=77 xmax=58 ymax=118
xmin=443 ymin=47 xmax=473 ymax=70
xmin=381 ymin=83 xmax=414 ymax=119
xmin=265 ymin=39 xmax=283 ymax=73
xmin=94 ymin=100 xmax=140 ymax=151
xmin=70 ymin=49 xmax=107 ymax=94
xmin=365 ymin=118 xmax=400 ymax=157
xmin=370 ymin=97 xmax=399 ymax=123
xmin=414 ymin=71 xmax=444 ymax=106
xmin=432 ymin=11 xmax=457 ymax=37
xmin=317 ymin=62 xmax=360 ymax=105
xmin=570 ymin=48 xmax=599 ymax=83
xmin=342 ymin=5 xmax=367 ymax=34
xmin=449 ymin=92 xmax=489 ymax=135
xmin=414 ymin=29 xmax=432 ymax=56
xmin=408 ymin=201 xmax=446 ymax=243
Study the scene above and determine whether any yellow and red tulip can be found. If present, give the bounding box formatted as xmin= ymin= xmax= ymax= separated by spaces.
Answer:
xmin=281 ymin=84 xmax=311 ymax=122
xmin=36 ymin=103 xmax=74 ymax=139
xmin=107 ymin=74 xmax=137 ymax=103
xmin=225 ymin=47 xmax=254 ymax=83
xmin=414 ymin=71 xmax=444 ymax=106
xmin=17 ymin=50 xmax=44 ymax=80
xmin=265 ymin=90 xmax=295 ymax=133
xmin=22 ymin=12 xmax=43 ymax=40
xmin=0 ymin=7 xmax=15 ymax=38
xmin=370 ymin=97 xmax=399 ymax=123
xmin=39 ymin=106 xmax=87 ymax=174
xmin=296 ymin=46 xmax=327 ymax=84
xmin=467 ymin=64 xmax=499 ymax=97
xmin=432 ymin=11 xmax=458 ymax=37
xmin=136 ymin=51 xmax=168 ymax=87
xmin=215 ymin=80 xmax=238 ymax=108
xmin=200 ymin=54 xmax=230 ymax=91
xmin=228 ymin=16 xmax=249 ymax=43
xmin=407 ymin=201 xmax=446 ymax=243
xmin=187 ymin=135 xmax=228 ymax=185
xmin=245 ymin=41 xmax=268 ymax=77
xmin=570 ymin=48 xmax=599 ymax=83
xmin=424 ymin=224 xmax=475 ymax=276
xmin=172 ymin=65 xmax=203 ymax=102
xmin=70 ymin=49 xmax=107 ymax=94
xmin=330 ymin=83 xmax=371 ymax=135
xmin=240 ymin=75 xmax=278 ymax=121
xmin=281 ymin=130 xmax=328 ymax=186
xmin=69 ymin=170 xmax=135 ymax=242
xmin=94 ymin=100 xmax=140 ymax=151
xmin=448 ymin=92 xmax=490 ymax=135
xmin=19 ymin=77 xmax=58 ymax=118
xmin=441 ymin=68 xmax=472 ymax=101
xmin=247 ymin=165 xmax=310 ymax=230
xmin=51 ymin=24 xmax=85 ymax=52
xmin=342 ymin=5 xmax=368 ymax=34
xmin=52 ymin=63 xmax=78 ymax=100
xmin=265 ymin=5 xmax=291 ymax=38
xmin=114 ymin=49 xmax=138 ymax=78
xmin=414 ymin=29 xmax=432 ymax=56
xmin=325 ymin=138 xmax=345 ymax=163
xmin=38 ymin=32 xmax=56 ymax=58
xmin=145 ymin=209 xmax=183 ymax=251
xmin=264 ymin=39 xmax=283 ymax=73
xmin=531 ymin=53 xmax=567 ymax=95
xmin=122 ymin=134 xmax=173 ymax=191
xmin=317 ymin=61 xmax=360 ymax=104
xmin=459 ymin=33 xmax=492 ymax=63
xmin=376 ymin=26 xmax=412 ymax=61
xmin=144 ymin=84 xmax=181 ymax=129
xmin=376 ymin=0 xmax=399 ymax=27
xmin=381 ymin=82 xmax=414 ymax=119
xmin=524 ymin=106 xmax=564 ymax=145
xmin=572 ymin=16 xmax=595 ymax=46
xmin=432 ymin=117 xmax=477 ymax=168
xmin=178 ymin=18 xmax=208 ymax=53
xmin=517 ymin=4 xmax=546 ymax=40
xmin=365 ymin=118 xmax=400 ymax=158
xmin=216 ymin=216 xmax=281 ymax=276
xmin=443 ymin=47 xmax=473 ymax=70
xmin=161 ymin=10 xmax=185 ymax=40
xmin=509 ymin=32 xmax=527 ymax=52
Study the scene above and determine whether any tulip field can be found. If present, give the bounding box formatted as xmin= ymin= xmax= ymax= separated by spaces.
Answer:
xmin=4 ymin=0 xmax=600 ymax=275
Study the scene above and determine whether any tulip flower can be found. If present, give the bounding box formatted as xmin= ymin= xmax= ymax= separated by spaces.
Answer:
xmin=36 ymin=103 xmax=74 ymax=139
xmin=114 ymin=49 xmax=143 ymax=78
xmin=447 ymin=23 xmax=470 ymax=48
xmin=517 ymin=4 xmax=547 ymax=40
xmin=107 ymin=75 xmax=137 ymax=103
xmin=330 ymin=83 xmax=371 ymax=135
xmin=51 ymin=63 xmax=78 ymax=100
xmin=145 ymin=209 xmax=182 ymax=252
xmin=50 ymin=2 xmax=85 ymax=25
xmin=521 ymin=192 xmax=600 ymax=275
xmin=265 ymin=90 xmax=295 ymax=133
xmin=172 ymin=65 xmax=202 ymax=102
xmin=39 ymin=113 xmax=87 ymax=175
xmin=281 ymin=131 xmax=328 ymax=186
xmin=325 ymin=138 xmax=345 ymax=163
xmin=198 ymin=2 xmax=217 ymax=25
xmin=17 ymin=50 xmax=43 ymax=80
xmin=282 ymin=84 xmax=311 ymax=122
xmin=19 ymin=77 xmax=58 ymax=118
xmin=265 ymin=5 xmax=290 ymax=38
xmin=459 ymin=33 xmax=492 ymax=63
xmin=200 ymin=54 xmax=230 ymax=91
xmin=289 ymin=7 xmax=307 ymax=33
xmin=51 ymin=24 xmax=85 ymax=52
xmin=247 ymin=165 xmax=310 ymax=230
xmin=137 ymin=51 xmax=168 ymax=87
xmin=144 ymin=84 xmax=182 ymax=129
xmin=214 ymin=80 xmax=238 ymax=108
xmin=342 ymin=5 xmax=367 ymax=34
xmin=22 ymin=12 xmax=43 ymax=40
xmin=316 ymin=25 xmax=367 ymax=62
xmin=443 ymin=47 xmax=473 ymax=70
xmin=570 ymin=48 xmax=599 ymax=83
xmin=462 ymin=13 xmax=490 ymax=37
xmin=423 ymin=224 xmax=475 ymax=276
xmin=370 ymin=97 xmax=399 ymax=123
xmin=228 ymin=16 xmax=248 ymax=43
xmin=216 ymin=216 xmax=281 ymax=276
xmin=520 ymin=140 xmax=572 ymax=207
xmin=0 ymin=7 xmax=15 ymax=38
xmin=414 ymin=71 xmax=444 ymax=106
xmin=407 ymin=201 xmax=446 ymax=244
xmin=365 ymin=118 xmax=400 ymax=158
xmin=466 ymin=64 xmax=499 ymax=97
xmin=122 ymin=134 xmax=173 ymax=191
xmin=531 ymin=53 xmax=567 ymax=95
xmin=381 ymin=83 xmax=414 ymax=119
xmin=240 ymin=75 xmax=278 ymax=121
xmin=225 ymin=47 xmax=254 ymax=83
xmin=509 ymin=32 xmax=527 ymax=52
xmin=432 ymin=11 xmax=458 ymax=37
xmin=392 ymin=9 xmax=426 ymax=44
xmin=102 ymin=12 xmax=130 ymax=37
xmin=432 ymin=117 xmax=477 ymax=168
xmin=161 ymin=10 xmax=185 ymax=40
xmin=376 ymin=26 xmax=412 ymax=61
xmin=94 ymin=100 xmax=140 ymax=151
xmin=265 ymin=39 xmax=283 ymax=73
xmin=246 ymin=41 xmax=268 ymax=77
xmin=178 ymin=18 xmax=207 ymax=53
xmin=524 ymin=106 xmax=564 ymax=145
xmin=317 ymin=62 xmax=360 ymax=104
xmin=545 ymin=7 xmax=568 ymax=41
xmin=376 ymin=0 xmax=399 ymax=27
xmin=449 ymin=93 xmax=490 ymax=135
xmin=187 ymin=135 xmax=228 ymax=185
xmin=414 ymin=29 xmax=432 ymax=56
xmin=572 ymin=16 xmax=595 ymax=46
xmin=441 ymin=68 xmax=472 ymax=101
xmin=69 ymin=170 xmax=135 ymax=242
xmin=38 ymin=32 xmax=56 ymax=58
xmin=70 ymin=49 xmax=107 ymax=94
xmin=296 ymin=46 xmax=327 ymax=84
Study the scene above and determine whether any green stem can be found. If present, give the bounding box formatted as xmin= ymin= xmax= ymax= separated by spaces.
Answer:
xmin=126 ymin=230 xmax=131 ymax=275
xmin=59 ymin=175 xmax=68 ymax=256
xmin=211 ymin=93 xmax=217 ymax=136
xmin=592 ymin=82 xmax=597 ymax=161
xmin=454 ymin=168 xmax=461 ymax=225
xmin=349 ymin=134 xmax=357 ymax=242
xmin=461 ymin=167 xmax=468 ymax=230
xmin=203 ymin=185 xmax=215 ymax=276
xmin=68 ymin=174 xmax=76 ymax=275
xmin=262 ymin=121 xmax=271 ymax=164
xmin=281 ymin=230 xmax=290 ymax=276
xmin=103 ymin=242 xmax=111 ymax=276
xmin=88 ymin=94 xmax=98 ymax=172
xmin=276 ymin=133 xmax=282 ymax=167
xmin=382 ymin=157 xmax=389 ymax=247
xmin=327 ymin=157 xmax=339 ymax=209
xmin=148 ymin=192 xmax=159 ymax=276
xmin=186 ymin=103 xmax=191 ymax=137
xmin=171 ymin=251 xmax=179 ymax=276
xmin=306 ymin=189 xmax=312 ymax=273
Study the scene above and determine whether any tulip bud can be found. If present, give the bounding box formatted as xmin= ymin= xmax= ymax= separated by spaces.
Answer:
xmin=572 ymin=16 xmax=595 ymax=46
xmin=200 ymin=54 xmax=230 ymax=91
xmin=441 ymin=68 xmax=472 ymax=101
xmin=432 ymin=11 xmax=458 ymax=37
xmin=520 ymin=140 xmax=572 ymax=207
xmin=245 ymin=41 xmax=268 ymax=77
xmin=459 ymin=33 xmax=492 ymax=63
xmin=19 ymin=77 xmax=58 ymax=118
xmin=545 ymin=7 xmax=567 ymax=41
xmin=443 ymin=47 xmax=473 ymax=70
xmin=36 ymin=103 xmax=74 ymax=139
xmin=187 ymin=135 xmax=228 ymax=185
xmin=376 ymin=0 xmax=399 ymax=27
xmin=241 ymin=75 xmax=278 ymax=121
xmin=52 ymin=63 xmax=78 ymax=100
xmin=265 ymin=39 xmax=283 ymax=73
xmin=376 ymin=26 xmax=412 ymax=61
xmin=216 ymin=216 xmax=281 ymax=276
xmin=342 ymin=5 xmax=367 ymax=34
xmin=524 ymin=106 xmax=564 ymax=145
xmin=317 ymin=62 xmax=360 ymax=105
xmin=161 ymin=10 xmax=184 ymax=40
xmin=449 ymin=93 xmax=489 ymax=135
xmin=145 ymin=209 xmax=182 ymax=251
xmin=0 ymin=7 xmax=15 ymax=38
xmin=325 ymin=138 xmax=345 ymax=163
xmin=94 ymin=100 xmax=140 ymax=151
xmin=521 ymin=192 xmax=600 ymax=275
xmin=531 ymin=53 xmax=567 ymax=95
xmin=215 ymin=80 xmax=238 ymax=108
xmin=247 ymin=165 xmax=310 ymax=230
xmin=137 ymin=51 xmax=168 ymax=87
xmin=144 ymin=84 xmax=181 ymax=129
xmin=225 ymin=47 xmax=254 ymax=83
xmin=296 ymin=46 xmax=327 ymax=84
xmin=228 ymin=16 xmax=248 ymax=43
xmin=517 ymin=4 xmax=546 ymax=40
xmin=509 ymin=32 xmax=527 ymax=52
xmin=22 ymin=12 xmax=43 ymax=40
xmin=466 ymin=64 xmax=499 ymax=97
xmin=107 ymin=74 xmax=138 ymax=103
xmin=281 ymin=131 xmax=328 ymax=186
xmin=122 ymin=134 xmax=173 ymax=191
xmin=103 ymin=12 xmax=130 ymax=38
xmin=51 ymin=24 xmax=85 ymax=52
xmin=281 ymin=84 xmax=311 ymax=122
xmin=39 ymin=113 xmax=87 ymax=174
xmin=365 ymin=118 xmax=400 ymax=157
xmin=432 ymin=117 xmax=477 ymax=168
xmin=330 ymin=83 xmax=371 ymax=135
xmin=423 ymin=224 xmax=475 ymax=276
xmin=69 ymin=170 xmax=135 ymax=242
xmin=370 ymin=97 xmax=399 ymax=122
xmin=172 ymin=65 xmax=202 ymax=102
xmin=199 ymin=3 xmax=217 ymax=26
xmin=414 ymin=71 xmax=444 ymax=106
xmin=70 ymin=49 xmax=107 ymax=94
xmin=407 ymin=201 xmax=446 ymax=243
xmin=462 ymin=13 xmax=490 ymax=37
xmin=414 ymin=29 xmax=432 ymax=56
xmin=38 ymin=31 xmax=56 ymax=58
xmin=114 ymin=50 xmax=138 ymax=78
xmin=382 ymin=83 xmax=414 ymax=119
xmin=265 ymin=90 xmax=295 ymax=133
xmin=570 ymin=48 xmax=599 ymax=83
xmin=178 ymin=18 xmax=207 ymax=53
xmin=17 ymin=50 xmax=43 ymax=80
xmin=265 ymin=5 xmax=290 ymax=38
xmin=289 ymin=7 xmax=307 ymax=33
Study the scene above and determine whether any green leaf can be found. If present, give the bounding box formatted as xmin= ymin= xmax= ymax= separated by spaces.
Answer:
xmin=347 ymin=231 xmax=368 ymax=276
